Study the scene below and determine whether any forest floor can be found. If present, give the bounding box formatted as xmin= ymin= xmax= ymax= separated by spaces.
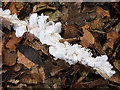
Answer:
xmin=1 ymin=2 xmax=120 ymax=89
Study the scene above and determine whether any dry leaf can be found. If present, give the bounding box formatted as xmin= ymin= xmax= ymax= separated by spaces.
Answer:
xmin=96 ymin=6 xmax=110 ymax=17
xmin=2 ymin=48 xmax=17 ymax=66
xmin=103 ymin=32 xmax=120 ymax=50
xmin=67 ymin=3 xmax=91 ymax=27
xmin=13 ymin=63 xmax=22 ymax=72
xmin=63 ymin=24 xmax=79 ymax=38
xmin=88 ymin=79 xmax=109 ymax=88
xmin=61 ymin=6 xmax=68 ymax=22
xmin=8 ymin=79 xmax=19 ymax=84
xmin=20 ymin=73 xmax=42 ymax=84
xmin=80 ymin=29 xmax=95 ymax=48
xmin=2 ymin=69 xmax=18 ymax=81
xmin=30 ymin=67 xmax=45 ymax=83
xmin=74 ymin=71 xmax=89 ymax=86
xmin=108 ymin=72 xmax=120 ymax=84
xmin=114 ymin=22 xmax=120 ymax=33
xmin=16 ymin=44 xmax=44 ymax=67
xmin=6 ymin=32 xmax=22 ymax=51
xmin=33 ymin=2 xmax=56 ymax=13
xmin=8 ymin=2 xmax=18 ymax=15
xmin=27 ymin=41 xmax=49 ymax=56
xmin=114 ymin=59 xmax=120 ymax=72
xmin=48 ymin=10 xmax=62 ymax=21
xmin=0 ymin=16 xmax=13 ymax=30
xmin=0 ymin=40 xmax=3 ymax=56
xmin=17 ymin=50 xmax=35 ymax=69
xmin=44 ymin=58 xmax=70 ymax=76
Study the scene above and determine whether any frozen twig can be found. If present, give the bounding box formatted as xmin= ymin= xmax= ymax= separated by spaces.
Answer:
xmin=0 ymin=8 xmax=116 ymax=79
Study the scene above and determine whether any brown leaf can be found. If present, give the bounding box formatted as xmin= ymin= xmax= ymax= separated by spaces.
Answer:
xmin=48 ymin=10 xmax=62 ymax=22
xmin=61 ymin=6 xmax=68 ymax=22
xmin=108 ymin=72 xmax=120 ymax=84
xmin=20 ymin=73 xmax=42 ymax=84
xmin=6 ymin=32 xmax=22 ymax=51
xmin=0 ymin=40 xmax=3 ymax=56
xmin=63 ymin=24 xmax=79 ymax=38
xmin=114 ymin=22 xmax=120 ymax=33
xmin=30 ymin=67 xmax=45 ymax=83
xmin=96 ymin=6 xmax=110 ymax=18
xmin=103 ymin=32 xmax=120 ymax=50
xmin=8 ymin=79 xmax=19 ymax=84
xmin=94 ymin=39 xmax=106 ymax=55
xmin=17 ymin=51 xmax=35 ymax=69
xmin=114 ymin=59 xmax=120 ymax=72
xmin=15 ymin=2 xmax=24 ymax=15
xmin=16 ymin=44 xmax=44 ymax=67
xmin=33 ymin=2 xmax=56 ymax=13
xmin=0 ymin=16 xmax=13 ymax=30
xmin=44 ymin=58 xmax=70 ymax=76
xmin=2 ymin=48 xmax=17 ymax=66
xmin=6 ymin=2 xmax=24 ymax=16
xmin=80 ymin=29 xmax=95 ymax=48
xmin=74 ymin=71 xmax=89 ymax=87
xmin=2 ymin=69 xmax=19 ymax=81
xmin=51 ymin=77 xmax=62 ymax=88
xmin=13 ymin=63 xmax=22 ymax=72
xmin=88 ymin=79 xmax=109 ymax=88
xmin=67 ymin=3 xmax=91 ymax=27
xmin=26 ymin=40 xmax=49 ymax=56
xmin=8 ymin=2 xmax=18 ymax=15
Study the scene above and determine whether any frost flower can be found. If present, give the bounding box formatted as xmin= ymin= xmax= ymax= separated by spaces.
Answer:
xmin=0 ymin=8 xmax=115 ymax=79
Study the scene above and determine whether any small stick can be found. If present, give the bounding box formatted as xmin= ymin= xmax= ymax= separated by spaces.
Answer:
xmin=89 ymin=30 xmax=106 ymax=34
xmin=104 ymin=18 xmax=119 ymax=30
xmin=60 ymin=37 xmax=81 ymax=43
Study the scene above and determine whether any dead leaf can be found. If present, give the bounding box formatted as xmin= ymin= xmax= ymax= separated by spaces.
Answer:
xmin=33 ymin=2 xmax=56 ymax=13
xmin=63 ymin=24 xmax=79 ymax=38
xmin=8 ymin=79 xmax=19 ymax=84
xmin=0 ymin=40 xmax=3 ymax=56
xmin=95 ymin=68 xmax=110 ymax=79
xmin=108 ymin=72 xmax=120 ymax=84
xmin=20 ymin=73 xmax=42 ymax=84
xmin=80 ymin=29 xmax=95 ymax=48
xmin=61 ymin=6 xmax=68 ymax=22
xmin=87 ymin=17 xmax=106 ymax=30
xmin=6 ymin=32 xmax=22 ymax=51
xmin=48 ymin=10 xmax=62 ymax=22
xmin=114 ymin=59 xmax=120 ymax=72
xmin=30 ymin=67 xmax=45 ymax=83
xmin=114 ymin=22 xmax=120 ymax=33
xmin=94 ymin=39 xmax=106 ymax=55
xmin=0 ymin=16 xmax=13 ymax=30
xmin=44 ymin=58 xmax=70 ymax=76
xmin=67 ymin=3 xmax=91 ymax=27
xmin=17 ymin=50 xmax=35 ymax=69
xmin=2 ymin=48 xmax=17 ymax=66
xmin=88 ymin=79 xmax=109 ymax=88
xmin=74 ymin=71 xmax=89 ymax=87
xmin=13 ymin=63 xmax=22 ymax=72
xmin=103 ymin=32 xmax=120 ymax=50
xmin=96 ymin=6 xmax=110 ymax=18
xmin=8 ymin=2 xmax=18 ymax=15
xmin=51 ymin=77 xmax=62 ymax=88
xmin=24 ymin=38 xmax=49 ymax=56
xmin=15 ymin=2 xmax=24 ymax=15
xmin=16 ymin=44 xmax=44 ymax=67
xmin=2 ymin=69 xmax=19 ymax=81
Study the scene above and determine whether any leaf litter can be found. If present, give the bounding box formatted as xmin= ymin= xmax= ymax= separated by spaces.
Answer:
xmin=1 ymin=2 xmax=120 ymax=89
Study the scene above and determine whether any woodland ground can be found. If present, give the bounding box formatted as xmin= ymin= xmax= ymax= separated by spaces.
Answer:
xmin=1 ymin=2 xmax=120 ymax=89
